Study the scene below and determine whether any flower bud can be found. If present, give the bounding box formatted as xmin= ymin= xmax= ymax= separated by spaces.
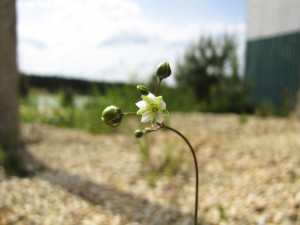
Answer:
xmin=156 ymin=61 xmax=171 ymax=80
xmin=137 ymin=85 xmax=149 ymax=95
xmin=101 ymin=105 xmax=123 ymax=127
xmin=134 ymin=129 xmax=144 ymax=138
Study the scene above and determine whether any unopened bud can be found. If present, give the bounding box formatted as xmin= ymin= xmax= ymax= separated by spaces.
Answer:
xmin=137 ymin=85 xmax=149 ymax=95
xmin=156 ymin=61 xmax=171 ymax=80
xmin=101 ymin=105 xmax=123 ymax=127
xmin=134 ymin=129 xmax=144 ymax=138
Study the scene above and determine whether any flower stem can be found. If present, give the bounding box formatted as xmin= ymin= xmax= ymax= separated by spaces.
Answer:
xmin=163 ymin=125 xmax=199 ymax=225
xmin=156 ymin=79 xmax=162 ymax=96
xmin=123 ymin=112 xmax=137 ymax=116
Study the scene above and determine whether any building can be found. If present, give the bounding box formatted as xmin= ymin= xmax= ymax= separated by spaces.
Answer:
xmin=245 ymin=0 xmax=300 ymax=108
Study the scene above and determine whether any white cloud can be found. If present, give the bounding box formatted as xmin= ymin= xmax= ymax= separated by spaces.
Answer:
xmin=17 ymin=0 xmax=246 ymax=85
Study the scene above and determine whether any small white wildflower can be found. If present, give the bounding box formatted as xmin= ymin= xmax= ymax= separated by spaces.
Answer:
xmin=136 ymin=93 xmax=169 ymax=127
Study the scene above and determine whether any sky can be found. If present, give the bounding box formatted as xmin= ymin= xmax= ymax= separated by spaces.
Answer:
xmin=17 ymin=0 xmax=246 ymax=85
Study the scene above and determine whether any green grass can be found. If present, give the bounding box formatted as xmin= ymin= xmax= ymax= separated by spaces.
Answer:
xmin=136 ymin=136 xmax=187 ymax=185
xmin=20 ymin=89 xmax=191 ymax=182
xmin=20 ymin=85 xmax=200 ymax=135
xmin=20 ymin=93 xmax=114 ymax=134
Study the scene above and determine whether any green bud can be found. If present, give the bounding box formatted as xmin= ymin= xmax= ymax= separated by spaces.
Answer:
xmin=156 ymin=61 xmax=171 ymax=80
xmin=134 ymin=129 xmax=144 ymax=138
xmin=137 ymin=85 xmax=149 ymax=95
xmin=101 ymin=105 xmax=123 ymax=127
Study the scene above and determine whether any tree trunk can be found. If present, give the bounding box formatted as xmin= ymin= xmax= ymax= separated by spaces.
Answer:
xmin=0 ymin=0 xmax=26 ymax=175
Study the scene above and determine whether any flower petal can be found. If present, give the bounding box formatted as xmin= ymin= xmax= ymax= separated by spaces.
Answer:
xmin=148 ymin=93 xmax=156 ymax=101
xmin=141 ymin=112 xmax=151 ymax=122
xmin=161 ymin=109 xmax=169 ymax=115
xmin=155 ymin=96 xmax=163 ymax=102
xmin=156 ymin=113 xmax=163 ymax=124
xmin=136 ymin=100 xmax=147 ymax=109
xmin=141 ymin=95 xmax=150 ymax=103
xmin=137 ymin=107 xmax=148 ymax=115
xmin=136 ymin=92 xmax=169 ymax=127
xmin=159 ymin=101 xmax=166 ymax=110
xmin=151 ymin=123 xmax=159 ymax=129
xmin=151 ymin=114 xmax=157 ymax=126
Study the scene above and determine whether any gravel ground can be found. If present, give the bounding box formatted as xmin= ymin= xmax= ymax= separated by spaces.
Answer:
xmin=0 ymin=113 xmax=300 ymax=225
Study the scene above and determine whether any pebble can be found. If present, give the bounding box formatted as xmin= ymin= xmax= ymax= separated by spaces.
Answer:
xmin=0 ymin=114 xmax=299 ymax=225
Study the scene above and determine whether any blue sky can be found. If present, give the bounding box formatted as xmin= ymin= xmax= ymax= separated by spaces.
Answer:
xmin=138 ymin=0 xmax=245 ymax=24
xmin=17 ymin=0 xmax=246 ymax=85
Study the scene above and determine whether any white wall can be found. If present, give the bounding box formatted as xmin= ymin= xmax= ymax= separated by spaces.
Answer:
xmin=247 ymin=0 xmax=300 ymax=40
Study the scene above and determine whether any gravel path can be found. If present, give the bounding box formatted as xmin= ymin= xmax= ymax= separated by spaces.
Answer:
xmin=0 ymin=113 xmax=300 ymax=225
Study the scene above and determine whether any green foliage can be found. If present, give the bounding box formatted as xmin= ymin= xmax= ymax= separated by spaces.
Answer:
xmin=0 ymin=147 xmax=6 ymax=178
xmin=176 ymin=35 xmax=237 ymax=100
xmin=105 ymin=85 xmax=140 ymax=112
xmin=0 ymin=137 xmax=28 ymax=177
xmin=204 ymin=76 xmax=254 ymax=113
xmin=160 ymin=87 xmax=197 ymax=112
xmin=20 ymin=80 xmax=201 ymax=138
xmin=137 ymin=136 xmax=150 ymax=164
xmin=137 ymin=137 xmax=186 ymax=185
xmin=20 ymin=74 xmax=30 ymax=99
xmin=20 ymin=96 xmax=39 ymax=123
xmin=41 ymin=108 xmax=75 ymax=127
xmin=218 ymin=205 xmax=227 ymax=220
xmin=175 ymin=34 xmax=255 ymax=113
xmin=0 ymin=146 xmax=6 ymax=162
xmin=147 ymin=74 xmax=198 ymax=112
xmin=254 ymin=96 xmax=292 ymax=117
xmin=19 ymin=73 xmax=128 ymax=94
xmin=239 ymin=114 xmax=248 ymax=124
xmin=254 ymin=101 xmax=277 ymax=117
xmin=60 ymin=88 xmax=74 ymax=108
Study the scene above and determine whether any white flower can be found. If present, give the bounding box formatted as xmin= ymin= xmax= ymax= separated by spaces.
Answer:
xmin=136 ymin=93 xmax=169 ymax=127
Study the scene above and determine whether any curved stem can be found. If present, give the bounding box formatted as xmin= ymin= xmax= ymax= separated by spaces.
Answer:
xmin=163 ymin=125 xmax=199 ymax=225
xmin=123 ymin=112 xmax=137 ymax=116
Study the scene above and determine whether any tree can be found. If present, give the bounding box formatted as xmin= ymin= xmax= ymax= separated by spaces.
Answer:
xmin=0 ymin=0 xmax=26 ymax=175
xmin=175 ymin=35 xmax=254 ymax=113
xmin=175 ymin=35 xmax=237 ymax=101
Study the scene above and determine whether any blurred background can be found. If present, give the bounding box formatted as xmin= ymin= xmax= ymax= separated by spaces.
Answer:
xmin=14 ymin=0 xmax=252 ymax=134
xmin=0 ymin=0 xmax=300 ymax=224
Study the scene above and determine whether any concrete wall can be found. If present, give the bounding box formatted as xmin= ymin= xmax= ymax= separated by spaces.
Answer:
xmin=247 ymin=0 xmax=300 ymax=40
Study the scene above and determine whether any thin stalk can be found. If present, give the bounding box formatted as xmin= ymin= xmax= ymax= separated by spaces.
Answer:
xmin=156 ymin=79 xmax=162 ymax=96
xmin=163 ymin=125 xmax=199 ymax=225
xmin=123 ymin=112 xmax=137 ymax=116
